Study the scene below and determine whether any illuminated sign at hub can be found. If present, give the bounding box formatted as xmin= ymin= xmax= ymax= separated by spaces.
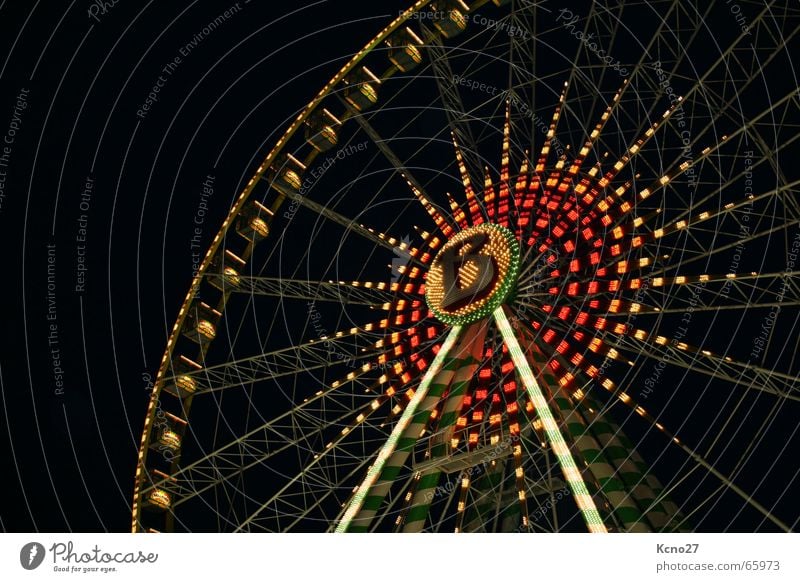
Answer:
xmin=426 ymin=224 xmax=520 ymax=325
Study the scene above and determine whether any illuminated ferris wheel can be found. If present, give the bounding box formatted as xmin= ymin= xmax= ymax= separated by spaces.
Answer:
xmin=132 ymin=0 xmax=800 ymax=532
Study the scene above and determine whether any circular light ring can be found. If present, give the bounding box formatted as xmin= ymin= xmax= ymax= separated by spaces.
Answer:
xmin=426 ymin=223 xmax=521 ymax=326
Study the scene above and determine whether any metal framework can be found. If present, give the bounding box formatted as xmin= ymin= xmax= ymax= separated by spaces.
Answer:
xmin=132 ymin=0 xmax=800 ymax=534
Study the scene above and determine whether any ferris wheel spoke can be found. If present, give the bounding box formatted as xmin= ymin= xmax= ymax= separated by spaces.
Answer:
xmin=422 ymin=24 xmax=485 ymax=188
xmin=159 ymin=338 xmax=449 ymax=507
xmin=164 ymin=329 xmax=382 ymax=396
xmin=271 ymin=181 xmax=426 ymax=266
xmin=342 ymin=97 xmax=431 ymax=201
xmin=641 ymin=134 xmax=800 ymax=238
xmin=246 ymin=326 xmax=472 ymax=531
xmin=647 ymin=218 xmax=800 ymax=278
xmin=622 ymin=1 xmax=791 ymax=160
xmin=532 ymin=269 xmax=800 ymax=316
xmin=516 ymin=86 xmax=684 ymax=268
xmin=239 ymin=448 xmax=383 ymax=532
xmin=146 ymin=383 xmax=397 ymax=506
xmin=179 ymin=387 xmax=419 ymax=530
xmin=601 ymin=333 xmax=800 ymax=402
xmin=514 ymin=314 xmax=796 ymax=530
xmin=561 ymin=84 xmax=798 ymax=263
xmin=566 ymin=176 xmax=800 ymax=281
xmin=203 ymin=274 xmax=398 ymax=306
xmin=152 ymin=343 xmax=447 ymax=511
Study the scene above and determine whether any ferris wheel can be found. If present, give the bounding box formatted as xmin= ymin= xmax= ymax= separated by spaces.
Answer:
xmin=131 ymin=0 xmax=800 ymax=533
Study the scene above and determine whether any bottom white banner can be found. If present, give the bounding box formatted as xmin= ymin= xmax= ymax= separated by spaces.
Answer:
xmin=1 ymin=533 xmax=797 ymax=581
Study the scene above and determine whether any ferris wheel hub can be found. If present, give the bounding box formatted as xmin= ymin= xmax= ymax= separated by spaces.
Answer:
xmin=425 ymin=223 xmax=521 ymax=325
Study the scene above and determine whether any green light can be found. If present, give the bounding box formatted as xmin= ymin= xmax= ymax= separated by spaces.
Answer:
xmin=493 ymin=306 xmax=608 ymax=533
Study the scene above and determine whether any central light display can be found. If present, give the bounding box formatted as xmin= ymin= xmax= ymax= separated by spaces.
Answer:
xmin=426 ymin=223 xmax=520 ymax=325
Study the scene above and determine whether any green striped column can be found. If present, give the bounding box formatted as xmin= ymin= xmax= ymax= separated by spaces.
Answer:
xmin=613 ymin=428 xmax=690 ymax=532
xmin=402 ymin=324 xmax=487 ymax=532
xmin=337 ymin=325 xmax=468 ymax=532
xmin=578 ymin=397 xmax=671 ymax=531
xmin=550 ymin=387 xmax=650 ymax=531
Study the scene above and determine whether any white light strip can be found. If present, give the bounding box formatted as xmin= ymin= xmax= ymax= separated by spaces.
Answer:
xmin=493 ymin=307 xmax=608 ymax=533
xmin=335 ymin=325 xmax=463 ymax=532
